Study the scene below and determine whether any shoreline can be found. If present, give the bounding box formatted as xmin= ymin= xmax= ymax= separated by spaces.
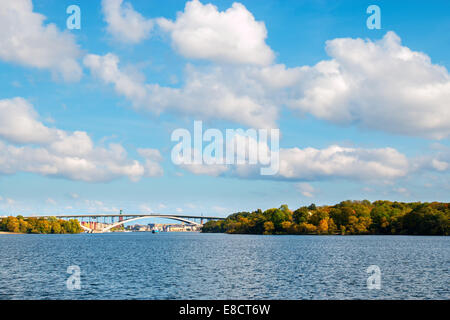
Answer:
xmin=0 ymin=231 xmax=22 ymax=235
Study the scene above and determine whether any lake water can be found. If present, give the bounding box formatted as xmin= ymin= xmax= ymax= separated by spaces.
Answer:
xmin=0 ymin=233 xmax=448 ymax=299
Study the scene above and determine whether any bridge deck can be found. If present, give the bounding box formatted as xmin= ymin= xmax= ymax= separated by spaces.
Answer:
xmin=36 ymin=213 xmax=225 ymax=220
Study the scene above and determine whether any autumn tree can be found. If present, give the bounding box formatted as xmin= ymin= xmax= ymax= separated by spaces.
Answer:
xmin=263 ymin=221 xmax=275 ymax=235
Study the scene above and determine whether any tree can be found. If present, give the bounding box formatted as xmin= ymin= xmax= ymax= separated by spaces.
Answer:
xmin=51 ymin=221 xmax=62 ymax=234
xmin=328 ymin=218 xmax=337 ymax=234
xmin=293 ymin=207 xmax=309 ymax=224
xmin=402 ymin=205 xmax=449 ymax=235
xmin=19 ymin=219 xmax=29 ymax=233
xmin=318 ymin=219 xmax=329 ymax=234
xmin=299 ymin=223 xmax=317 ymax=234
xmin=263 ymin=208 xmax=291 ymax=232
xmin=201 ymin=201 xmax=449 ymax=236
xmin=263 ymin=221 xmax=274 ymax=235
xmin=6 ymin=217 xmax=20 ymax=233
xmin=281 ymin=221 xmax=293 ymax=233
xmin=37 ymin=219 xmax=52 ymax=234
xmin=330 ymin=207 xmax=353 ymax=227
xmin=308 ymin=209 xmax=329 ymax=226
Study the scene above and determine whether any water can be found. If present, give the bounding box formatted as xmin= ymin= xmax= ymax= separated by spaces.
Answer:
xmin=0 ymin=233 xmax=448 ymax=299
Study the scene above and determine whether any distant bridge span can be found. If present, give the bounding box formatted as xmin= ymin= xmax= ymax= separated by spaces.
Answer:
xmin=37 ymin=213 xmax=225 ymax=233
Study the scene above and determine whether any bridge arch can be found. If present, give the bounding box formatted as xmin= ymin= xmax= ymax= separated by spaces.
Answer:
xmin=100 ymin=215 xmax=202 ymax=233
xmin=80 ymin=224 xmax=93 ymax=233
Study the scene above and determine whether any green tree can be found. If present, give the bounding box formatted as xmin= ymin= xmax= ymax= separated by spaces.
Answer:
xmin=293 ymin=207 xmax=309 ymax=224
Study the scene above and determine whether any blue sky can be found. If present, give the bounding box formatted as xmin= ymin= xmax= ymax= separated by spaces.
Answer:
xmin=0 ymin=0 xmax=449 ymax=220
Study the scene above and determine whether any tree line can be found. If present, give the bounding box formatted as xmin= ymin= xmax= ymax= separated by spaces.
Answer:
xmin=202 ymin=201 xmax=449 ymax=235
xmin=0 ymin=216 xmax=82 ymax=234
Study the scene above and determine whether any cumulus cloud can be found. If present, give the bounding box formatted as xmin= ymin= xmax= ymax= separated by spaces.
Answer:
xmin=102 ymin=0 xmax=154 ymax=43
xmin=0 ymin=97 xmax=57 ymax=144
xmin=84 ymin=53 xmax=278 ymax=128
xmin=85 ymin=29 xmax=450 ymax=138
xmin=413 ymin=144 xmax=450 ymax=173
xmin=296 ymin=183 xmax=316 ymax=198
xmin=174 ymin=132 xmax=409 ymax=182
xmin=157 ymin=0 xmax=274 ymax=65
xmin=83 ymin=53 xmax=149 ymax=107
xmin=277 ymin=145 xmax=408 ymax=181
xmin=393 ymin=187 xmax=410 ymax=196
xmin=178 ymin=144 xmax=410 ymax=182
xmin=286 ymin=32 xmax=450 ymax=139
xmin=137 ymin=148 xmax=164 ymax=177
xmin=0 ymin=0 xmax=82 ymax=81
xmin=431 ymin=159 xmax=449 ymax=171
xmin=172 ymin=148 xmax=228 ymax=176
xmin=181 ymin=162 xmax=229 ymax=177
xmin=92 ymin=2 xmax=449 ymax=139
xmin=0 ymin=97 xmax=163 ymax=182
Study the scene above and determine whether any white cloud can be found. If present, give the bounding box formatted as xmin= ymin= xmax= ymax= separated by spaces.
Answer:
xmin=413 ymin=144 xmax=450 ymax=173
xmin=393 ymin=187 xmax=409 ymax=196
xmin=144 ymin=65 xmax=278 ymax=128
xmin=0 ymin=0 xmax=82 ymax=81
xmin=286 ymin=32 xmax=450 ymax=139
xmin=277 ymin=145 xmax=409 ymax=181
xmin=92 ymin=3 xmax=450 ymax=139
xmin=102 ymin=0 xmax=154 ymax=44
xmin=46 ymin=198 xmax=57 ymax=205
xmin=137 ymin=148 xmax=163 ymax=162
xmin=137 ymin=148 xmax=164 ymax=177
xmin=85 ymin=32 xmax=450 ymax=138
xmin=157 ymin=0 xmax=274 ymax=65
xmin=84 ymin=53 xmax=278 ymax=128
xmin=431 ymin=159 xmax=449 ymax=171
xmin=0 ymin=97 xmax=57 ymax=144
xmin=174 ymin=131 xmax=409 ymax=182
xmin=0 ymin=97 xmax=163 ymax=182
xmin=173 ymin=148 xmax=228 ymax=177
xmin=83 ymin=53 xmax=149 ymax=107
xmin=0 ymin=141 xmax=147 ymax=182
xmin=296 ymin=183 xmax=316 ymax=198
xmin=181 ymin=162 xmax=229 ymax=177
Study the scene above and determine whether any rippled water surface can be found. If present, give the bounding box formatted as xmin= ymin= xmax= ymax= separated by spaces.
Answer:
xmin=0 ymin=233 xmax=448 ymax=299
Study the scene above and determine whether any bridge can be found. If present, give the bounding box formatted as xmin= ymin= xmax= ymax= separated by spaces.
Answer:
xmin=37 ymin=213 xmax=225 ymax=233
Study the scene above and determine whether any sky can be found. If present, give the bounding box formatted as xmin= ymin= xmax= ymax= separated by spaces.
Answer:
xmin=0 ymin=0 xmax=449 ymax=220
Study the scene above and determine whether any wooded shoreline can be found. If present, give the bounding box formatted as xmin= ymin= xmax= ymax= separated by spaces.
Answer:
xmin=202 ymin=201 xmax=449 ymax=236
xmin=0 ymin=216 xmax=82 ymax=234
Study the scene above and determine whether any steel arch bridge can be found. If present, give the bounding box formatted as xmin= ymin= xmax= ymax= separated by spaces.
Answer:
xmin=38 ymin=213 xmax=225 ymax=233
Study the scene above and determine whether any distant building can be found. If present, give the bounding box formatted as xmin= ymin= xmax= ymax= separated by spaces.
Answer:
xmin=123 ymin=223 xmax=200 ymax=232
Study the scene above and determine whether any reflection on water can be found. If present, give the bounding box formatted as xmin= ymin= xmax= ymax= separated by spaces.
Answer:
xmin=0 ymin=233 xmax=448 ymax=299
